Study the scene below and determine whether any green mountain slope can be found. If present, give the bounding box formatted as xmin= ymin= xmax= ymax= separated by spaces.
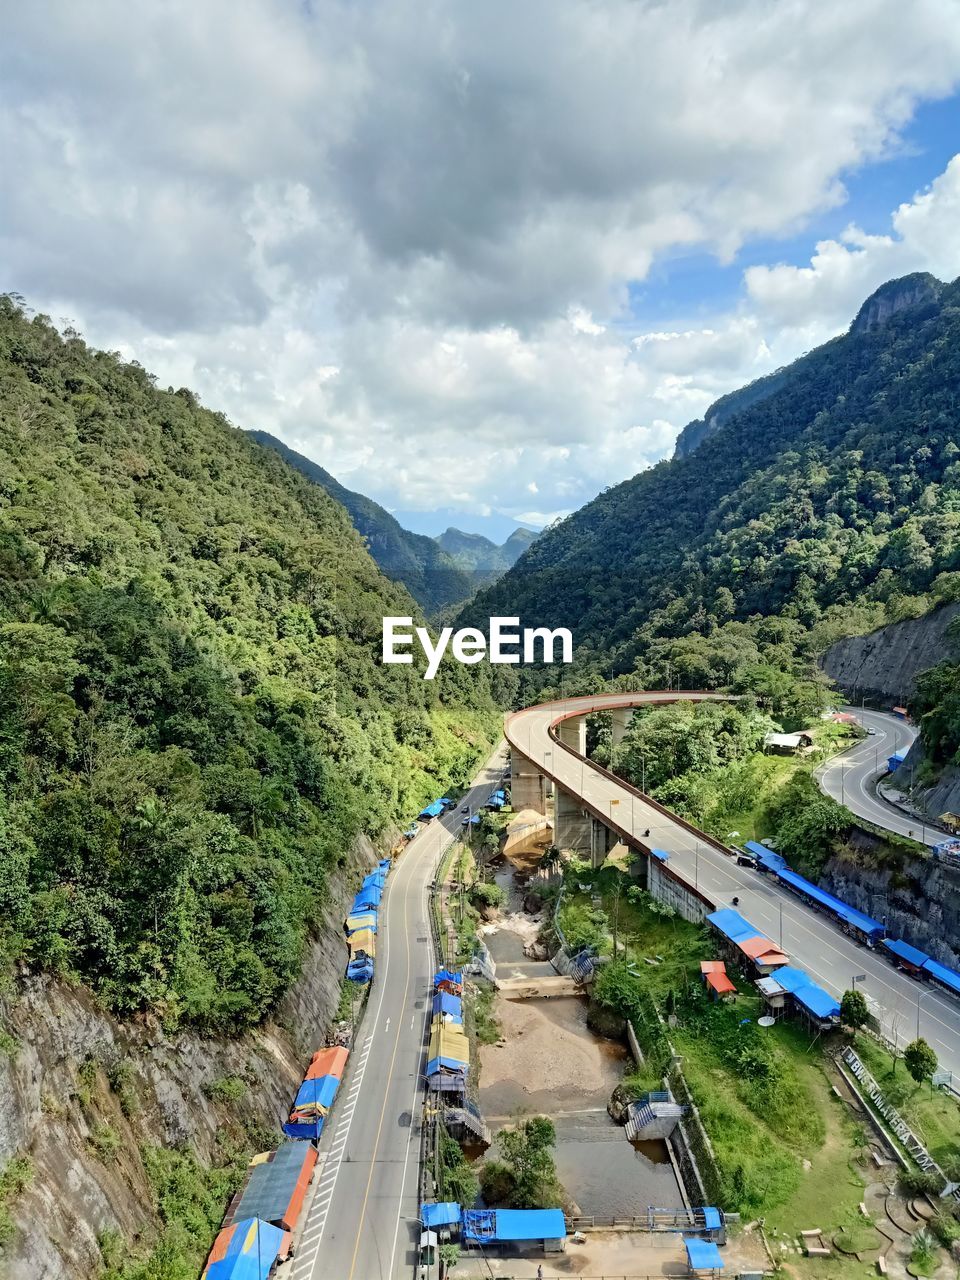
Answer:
xmin=472 ymin=273 xmax=960 ymax=693
xmin=0 ymin=298 xmax=499 ymax=1031
xmin=248 ymin=430 xmax=474 ymax=613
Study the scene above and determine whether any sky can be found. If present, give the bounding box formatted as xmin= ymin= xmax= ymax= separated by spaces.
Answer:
xmin=4 ymin=2 xmax=960 ymax=541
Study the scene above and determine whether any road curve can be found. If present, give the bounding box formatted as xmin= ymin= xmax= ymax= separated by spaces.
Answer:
xmin=506 ymin=692 xmax=960 ymax=1080
xmin=290 ymin=740 xmax=509 ymax=1280
xmin=817 ymin=707 xmax=932 ymax=843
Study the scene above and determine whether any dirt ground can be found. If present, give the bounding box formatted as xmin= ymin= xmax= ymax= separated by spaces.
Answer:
xmin=451 ymin=1225 xmax=770 ymax=1277
xmin=479 ymin=994 xmax=624 ymax=1114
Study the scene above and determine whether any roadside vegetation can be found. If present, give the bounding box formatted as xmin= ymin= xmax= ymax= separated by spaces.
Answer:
xmin=557 ymin=860 xmax=960 ymax=1247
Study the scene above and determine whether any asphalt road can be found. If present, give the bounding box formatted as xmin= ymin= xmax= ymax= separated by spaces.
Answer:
xmin=506 ymin=692 xmax=960 ymax=1082
xmin=290 ymin=740 xmax=509 ymax=1280
xmin=817 ymin=707 xmax=934 ymax=843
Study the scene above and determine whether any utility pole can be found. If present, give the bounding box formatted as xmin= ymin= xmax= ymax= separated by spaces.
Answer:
xmin=778 ymin=900 xmax=783 ymax=950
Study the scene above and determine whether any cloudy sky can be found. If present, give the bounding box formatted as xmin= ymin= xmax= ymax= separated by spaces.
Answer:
xmin=4 ymin=1 xmax=960 ymax=540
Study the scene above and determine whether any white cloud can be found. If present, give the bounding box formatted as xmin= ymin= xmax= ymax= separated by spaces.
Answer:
xmin=745 ymin=156 xmax=960 ymax=335
xmin=3 ymin=1 xmax=960 ymax=527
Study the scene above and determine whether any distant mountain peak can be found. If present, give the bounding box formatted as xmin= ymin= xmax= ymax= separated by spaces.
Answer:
xmin=851 ymin=272 xmax=943 ymax=335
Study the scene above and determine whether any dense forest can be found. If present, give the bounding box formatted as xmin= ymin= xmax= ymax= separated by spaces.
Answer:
xmin=249 ymin=429 xmax=476 ymax=614
xmin=473 ymin=273 xmax=960 ymax=723
xmin=0 ymin=297 xmax=506 ymax=1033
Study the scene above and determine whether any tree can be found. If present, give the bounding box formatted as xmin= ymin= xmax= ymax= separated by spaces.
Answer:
xmin=840 ymin=989 xmax=869 ymax=1030
xmin=438 ymin=1242 xmax=460 ymax=1277
xmin=491 ymin=1115 xmax=562 ymax=1209
xmin=904 ymin=1038 xmax=938 ymax=1090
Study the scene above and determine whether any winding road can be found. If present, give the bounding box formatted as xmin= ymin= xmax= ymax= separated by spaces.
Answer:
xmin=506 ymin=692 xmax=960 ymax=1081
xmin=817 ymin=707 xmax=932 ymax=843
xmin=290 ymin=740 xmax=508 ymax=1280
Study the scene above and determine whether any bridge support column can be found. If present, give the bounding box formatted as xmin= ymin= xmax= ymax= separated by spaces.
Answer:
xmin=555 ymin=787 xmax=592 ymax=855
xmin=558 ymin=716 xmax=586 ymax=756
xmin=510 ymin=749 xmax=546 ymax=815
xmin=590 ymin=818 xmax=617 ymax=869
xmin=610 ymin=707 xmax=635 ymax=749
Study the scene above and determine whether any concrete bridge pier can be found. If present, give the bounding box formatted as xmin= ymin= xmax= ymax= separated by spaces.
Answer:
xmin=510 ymin=749 xmax=546 ymax=815
xmin=590 ymin=817 xmax=617 ymax=868
xmin=610 ymin=707 xmax=635 ymax=749
xmin=555 ymin=787 xmax=592 ymax=854
xmin=557 ymin=715 xmax=586 ymax=755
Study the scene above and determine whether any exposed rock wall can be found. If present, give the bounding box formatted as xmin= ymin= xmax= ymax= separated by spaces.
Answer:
xmin=821 ymin=829 xmax=960 ymax=969
xmin=0 ymin=834 xmax=387 ymax=1280
xmin=820 ymin=602 xmax=960 ymax=704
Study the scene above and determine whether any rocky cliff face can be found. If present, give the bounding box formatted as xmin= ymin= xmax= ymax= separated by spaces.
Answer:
xmin=820 ymin=602 xmax=960 ymax=704
xmin=850 ymin=272 xmax=943 ymax=335
xmin=822 ymin=829 xmax=960 ymax=971
xmin=0 ymin=835 xmax=386 ymax=1280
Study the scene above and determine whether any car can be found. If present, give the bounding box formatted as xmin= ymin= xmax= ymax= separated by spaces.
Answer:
xmin=735 ymin=850 xmax=758 ymax=867
xmin=460 ymin=804 xmax=470 ymax=813
xmin=867 ymin=727 xmax=877 ymax=735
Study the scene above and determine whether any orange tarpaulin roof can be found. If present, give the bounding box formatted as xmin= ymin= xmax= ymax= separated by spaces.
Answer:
xmin=706 ymin=971 xmax=736 ymax=994
xmin=700 ymin=960 xmax=725 ymax=974
xmin=305 ymin=1046 xmax=349 ymax=1082
xmin=738 ymin=936 xmax=788 ymax=963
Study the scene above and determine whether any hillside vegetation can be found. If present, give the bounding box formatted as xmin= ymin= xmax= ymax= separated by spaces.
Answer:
xmin=473 ymin=273 xmax=960 ymax=717
xmin=249 ymin=429 xmax=475 ymax=614
xmin=0 ymin=297 xmax=504 ymax=1033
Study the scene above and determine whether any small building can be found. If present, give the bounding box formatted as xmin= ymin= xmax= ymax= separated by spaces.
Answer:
xmin=684 ymin=1236 xmax=725 ymax=1276
xmin=736 ymin=935 xmax=789 ymax=975
xmin=699 ymin=960 xmax=736 ymax=1000
xmin=202 ymin=1217 xmax=289 ymax=1279
xmin=882 ymin=937 xmax=929 ymax=977
xmin=892 ymin=706 xmax=910 ymax=720
xmin=744 ymin=841 xmax=787 ymax=874
xmin=421 ymin=1201 xmax=461 ymax=1238
xmin=225 ymin=1142 xmax=317 ymax=1235
xmin=760 ymin=965 xmax=839 ymax=1030
xmin=887 ymin=749 xmax=907 ymax=773
xmin=830 ymin=712 xmax=859 ymax=725
xmin=463 ymin=1208 xmax=567 ymax=1254
xmin=764 ymin=731 xmax=814 ymax=755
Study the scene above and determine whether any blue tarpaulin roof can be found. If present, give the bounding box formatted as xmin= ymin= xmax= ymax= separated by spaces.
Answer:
xmin=684 ymin=1238 xmax=725 ymax=1271
xmin=203 ymin=1218 xmax=287 ymax=1280
xmin=294 ymin=1076 xmax=339 ymax=1111
xmin=883 ymin=938 xmax=930 ymax=968
xmin=432 ymin=992 xmax=463 ymax=1021
xmin=745 ymin=841 xmax=787 ymax=872
xmin=463 ymin=1209 xmax=566 ymax=1242
xmin=362 ymin=871 xmax=385 ymax=887
xmin=771 ymin=966 xmax=812 ymax=993
xmin=702 ymin=1208 xmax=722 ymax=1230
xmin=794 ymin=983 xmax=840 ymax=1020
xmin=651 ymin=848 xmax=670 ymax=862
xmin=353 ymin=884 xmax=382 ymax=908
xmin=282 ymin=1119 xmax=321 ymax=1140
xmin=769 ymin=966 xmax=838 ymax=1018
xmin=420 ymin=800 xmax=444 ymax=818
xmin=421 ymin=1202 xmax=461 ymax=1228
xmin=923 ymin=957 xmax=960 ymax=996
xmin=435 ymin=968 xmax=463 ymax=986
xmin=706 ymin=908 xmax=760 ymax=944
xmin=378 ymin=858 xmax=391 ymax=871
xmin=775 ymin=868 xmax=884 ymax=939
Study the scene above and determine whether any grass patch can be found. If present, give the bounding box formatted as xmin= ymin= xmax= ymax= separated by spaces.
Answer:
xmin=0 ymin=1156 xmax=32 ymax=1248
xmin=473 ymin=982 xmax=501 ymax=1045
xmin=852 ymin=1034 xmax=960 ymax=1170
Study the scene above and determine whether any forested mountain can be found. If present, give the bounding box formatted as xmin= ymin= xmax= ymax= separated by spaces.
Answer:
xmin=0 ymin=298 xmax=502 ymax=1033
xmin=472 ymin=273 xmax=960 ymax=714
xmin=249 ymin=430 xmax=473 ymax=613
xmin=435 ymin=524 xmax=538 ymax=577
